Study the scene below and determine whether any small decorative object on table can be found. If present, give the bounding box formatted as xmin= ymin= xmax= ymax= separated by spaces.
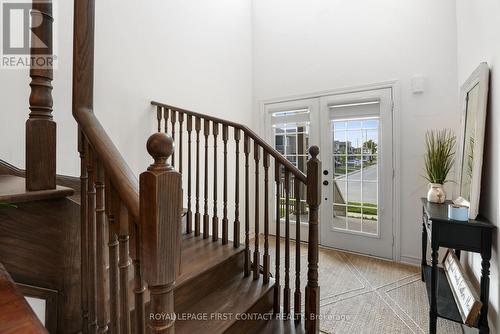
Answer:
xmin=442 ymin=249 xmax=482 ymax=326
xmin=424 ymin=129 xmax=456 ymax=203
xmin=448 ymin=198 xmax=469 ymax=221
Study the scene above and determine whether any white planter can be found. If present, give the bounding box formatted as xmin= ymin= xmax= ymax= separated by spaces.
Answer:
xmin=427 ymin=183 xmax=446 ymax=204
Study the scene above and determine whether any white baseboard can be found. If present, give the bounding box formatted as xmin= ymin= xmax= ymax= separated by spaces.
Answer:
xmin=400 ymin=255 xmax=421 ymax=266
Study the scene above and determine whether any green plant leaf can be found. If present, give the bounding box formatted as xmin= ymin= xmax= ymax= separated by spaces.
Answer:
xmin=423 ymin=129 xmax=456 ymax=184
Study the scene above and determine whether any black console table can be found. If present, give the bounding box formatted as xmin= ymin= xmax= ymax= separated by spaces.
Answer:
xmin=421 ymin=198 xmax=495 ymax=334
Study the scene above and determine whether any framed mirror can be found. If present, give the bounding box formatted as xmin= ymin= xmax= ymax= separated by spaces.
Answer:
xmin=454 ymin=62 xmax=489 ymax=219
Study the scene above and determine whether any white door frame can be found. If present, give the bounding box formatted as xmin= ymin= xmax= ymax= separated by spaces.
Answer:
xmin=261 ymin=81 xmax=401 ymax=261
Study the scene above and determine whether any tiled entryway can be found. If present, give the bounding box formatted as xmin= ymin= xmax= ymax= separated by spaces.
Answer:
xmin=260 ymin=237 xmax=464 ymax=334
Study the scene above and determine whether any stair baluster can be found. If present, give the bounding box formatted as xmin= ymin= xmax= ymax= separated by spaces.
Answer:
xmin=253 ymin=142 xmax=260 ymax=280
xmin=284 ymin=170 xmax=291 ymax=316
xmin=186 ymin=115 xmax=193 ymax=234
xmin=263 ymin=152 xmax=270 ymax=284
xmin=95 ymin=163 xmax=109 ymax=333
xmin=195 ymin=117 xmax=201 ymax=236
xmin=79 ymin=133 xmax=89 ymax=333
xmin=141 ymin=133 xmax=181 ymax=334
xmin=244 ymin=134 xmax=251 ymax=277
xmin=203 ymin=119 xmax=210 ymax=239
xmin=170 ymin=110 xmax=176 ymax=167
xmin=163 ymin=108 xmax=169 ymax=133
xmin=222 ymin=125 xmax=229 ymax=245
xmin=294 ymin=177 xmax=301 ymax=320
xmin=212 ymin=122 xmax=219 ymax=241
xmin=274 ymin=161 xmax=281 ymax=314
xmin=105 ymin=182 xmax=120 ymax=334
xmin=156 ymin=106 xmax=162 ymax=133
xmin=178 ymin=112 xmax=184 ymax=174
xmin=118 ymin=202 xmax=131 ymax=333
xmin=233 ymin=128 xmax=241 ymax=248
xmin=130 ymin=214 xmax=146 ymax=334
xmin=87 ymin=144 xmax=98 ymax=334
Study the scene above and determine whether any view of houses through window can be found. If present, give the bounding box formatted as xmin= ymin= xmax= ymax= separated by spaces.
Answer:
xmin=272 ymin=112 xmax=380 ymax=235
xmin=273 ymin=119 xmax=310 ymax=222
xmin=331 ymin=117 xmax=379 ymax=235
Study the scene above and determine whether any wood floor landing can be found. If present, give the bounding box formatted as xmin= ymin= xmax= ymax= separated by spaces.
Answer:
xmin=0 ymin=175 xmax=73 ymax=203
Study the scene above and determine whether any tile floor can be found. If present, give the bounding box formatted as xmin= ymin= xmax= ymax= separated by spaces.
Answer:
xmin=260 ymin=236 xmax=465 ymax=334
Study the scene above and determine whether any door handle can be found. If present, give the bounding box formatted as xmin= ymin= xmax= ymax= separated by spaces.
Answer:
xmin=323 ymin=180 xmax=329 ymax=186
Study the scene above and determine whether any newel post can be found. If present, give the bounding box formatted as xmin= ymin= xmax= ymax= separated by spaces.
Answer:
xmin=305 ymin=146 xmax=321 ymax=333
xmin=27 ymin=0 xmax=56 ymax=190
xmin=140 ymin=133 xmax=182 ymax=334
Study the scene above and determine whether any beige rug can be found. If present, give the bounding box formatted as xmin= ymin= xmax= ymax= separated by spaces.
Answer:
xmin=256 ymin=236 xmax=464 ymax=334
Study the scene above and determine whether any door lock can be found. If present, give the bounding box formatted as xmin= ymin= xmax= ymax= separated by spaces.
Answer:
xmin=323 ymin=170 xmax=329 ymax=176
xmin=323 ymin=180 xmax=329 ymax=186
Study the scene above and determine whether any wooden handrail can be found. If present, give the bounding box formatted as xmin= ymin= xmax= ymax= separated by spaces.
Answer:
xmin=73 ymin=0 xmax=139 ymax=221
xmin=151 ymin=101 xmax=307 ymax=184
xmin=74 ymin=109 xmax=139 ymax=221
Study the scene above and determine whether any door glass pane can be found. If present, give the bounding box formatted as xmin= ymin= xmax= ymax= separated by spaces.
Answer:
xmin=272 ymin=113 xmax=310 ymax=224
xmin=331 ymin=117 xmax=379 ymax=235
xmin=333 ymin=205 xmax=347 ymax=229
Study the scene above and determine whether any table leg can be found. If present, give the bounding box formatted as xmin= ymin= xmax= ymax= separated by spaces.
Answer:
xmin=478 ymin=256 xmax=491 ymax=334
xmin=429 ymin=247 xmax=438 ymax=334
xmin=421 ymin=222 xmax=427 ymax=281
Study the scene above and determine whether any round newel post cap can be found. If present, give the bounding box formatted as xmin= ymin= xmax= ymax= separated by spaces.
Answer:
xmin=147 ymin=132 xmax=174 ymax=168
xmin=309 ymin=146 xmax=320 ymax=158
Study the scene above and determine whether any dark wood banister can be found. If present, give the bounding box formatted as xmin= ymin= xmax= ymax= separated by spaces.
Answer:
xmin=73 ymin=0 xmax=139 ymax=221
xmin=73 ymin=109 xmax=140 ymax=221
xmin=151 ymin=101 xmax=307 ymax=184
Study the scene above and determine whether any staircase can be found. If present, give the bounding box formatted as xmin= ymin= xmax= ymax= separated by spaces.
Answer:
xmin=71 ymin=102 xmax=321 ymax=334
xmin=0 ymin=0 xmax=322 ymax=333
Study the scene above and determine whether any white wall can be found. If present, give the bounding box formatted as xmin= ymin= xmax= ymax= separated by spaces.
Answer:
xmin=252 ymin=0 xmax=459 ymax=262
xmin=0 ymin=0 xmax=253 ymax=178
xmin=456 ymin=0 xmax=500 ymax=331
xmin=94 ymin=0 xmax=253 ymax=176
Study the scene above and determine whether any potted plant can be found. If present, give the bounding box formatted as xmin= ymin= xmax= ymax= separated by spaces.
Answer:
xmin=424 ymin=129 xmax=456 ymax=203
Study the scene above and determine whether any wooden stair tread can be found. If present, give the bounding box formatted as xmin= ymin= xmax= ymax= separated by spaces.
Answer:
xmin=252 ymin=318 xmax=305 ymax=334
xmin=0 ymin=175 xmax=74 ymax=204
xmin=177 ymin=234 xmax=243 ymax=287
xmin=176 ymin=275 xmax=275 ymax=334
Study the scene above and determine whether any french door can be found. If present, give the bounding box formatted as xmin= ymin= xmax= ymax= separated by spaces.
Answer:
xmin=265 ymin=87 xmax=394 ymax=259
